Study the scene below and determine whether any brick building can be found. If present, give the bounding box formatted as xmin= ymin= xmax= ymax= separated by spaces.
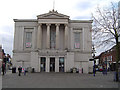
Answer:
xmin=98 ymin=43 xmax=120 ymax=71
xmin=0 ymin=45 xmax=3 ymax=59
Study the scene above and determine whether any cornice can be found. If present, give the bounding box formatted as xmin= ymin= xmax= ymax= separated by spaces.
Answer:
xmin=13 ymin=50 xmax=38 ymax=53
xmin=70 ymin=20 xmax=93 ymax=23
xmin=13 ymin=19 xmax=37 ymax=22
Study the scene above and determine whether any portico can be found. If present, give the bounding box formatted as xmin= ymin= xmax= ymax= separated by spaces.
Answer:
xmin=37 ymin=23 xmax=68 ymax=50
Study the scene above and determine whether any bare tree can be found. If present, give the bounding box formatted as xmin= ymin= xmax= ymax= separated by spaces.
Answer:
xmin=92 ymin=3 xmax=120 ymax=81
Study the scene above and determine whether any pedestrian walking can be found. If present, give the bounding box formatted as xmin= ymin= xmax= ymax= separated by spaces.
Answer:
xmin=24 ymin=68 xmax=27 ymax=76
xmin=2 ymin=62 xmax=6 ymax=75
xmin=102 ymin=66 xmax=107 ymax=75
xmin=18 ymin=66 xmax=22 ymax=76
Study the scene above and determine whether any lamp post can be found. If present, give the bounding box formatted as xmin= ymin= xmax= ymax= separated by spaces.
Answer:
xmin=92 ymin=44 xmax=96 ymax=76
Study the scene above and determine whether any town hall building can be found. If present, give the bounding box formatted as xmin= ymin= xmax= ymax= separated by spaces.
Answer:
xmin=13 ymin=10 xmax=93 ymax=73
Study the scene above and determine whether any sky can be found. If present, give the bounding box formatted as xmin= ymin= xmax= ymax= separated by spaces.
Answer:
xmin=0 ymin=0 xmax=119 ymax=57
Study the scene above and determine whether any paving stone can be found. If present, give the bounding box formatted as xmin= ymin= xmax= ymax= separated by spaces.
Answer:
xmin=2 ymin=71 xmax=119 ymax=88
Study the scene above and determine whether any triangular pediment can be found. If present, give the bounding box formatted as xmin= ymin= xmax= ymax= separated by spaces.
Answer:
xmin=37 ymin=10 xmax=69 ymax=19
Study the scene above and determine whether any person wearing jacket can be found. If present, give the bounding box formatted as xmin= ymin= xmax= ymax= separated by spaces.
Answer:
xmin=18 ymin=66 xmax=22 ymax=76
xmin=2 ymin=62 xmax=6 ymax=75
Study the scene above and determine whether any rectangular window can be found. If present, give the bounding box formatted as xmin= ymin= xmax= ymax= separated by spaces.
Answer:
xmin=41 ymin=57 xmax=46 ymax=72
xmin=50 ymin=25 xmax=56 ymax=49
xmin=110 ymin=56 xmax=112 ymax=61
xmin=25 ymin=32 xmax=32 ymax=48
xmin=74 ymin=32 xmax=80 ymax=49
xmin=59 ymin=57 xmax=64 ymax=72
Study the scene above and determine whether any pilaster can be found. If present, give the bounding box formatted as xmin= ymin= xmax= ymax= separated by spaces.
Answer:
xmin=64 ymin=24 xmax=68 ymax=49
xmin=37 ymin=24 xmax=42 ymax=49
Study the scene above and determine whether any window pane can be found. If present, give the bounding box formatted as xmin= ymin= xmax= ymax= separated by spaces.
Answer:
xmin=25 ymin=32 xmax=32 ymax=48
xmin=74 ymin=32 xmax=80 ymax=48
xmin=59 ymin=57 xmax=64 ymax=63
xmin=50 ymin=29 xmax=56 ymax=49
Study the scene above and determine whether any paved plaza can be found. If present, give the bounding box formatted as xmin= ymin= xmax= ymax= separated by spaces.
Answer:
xmin=1 ymin=70 xmax=120 ymax=88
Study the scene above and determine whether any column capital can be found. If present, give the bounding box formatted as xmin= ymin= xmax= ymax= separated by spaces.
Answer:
xmin=46 ymin=23 xmax=51 ymax=26
xmin=37 ymin=23 xmax=42 ymax=26
xmin=55 ymin=24 xmax=60 ymax=26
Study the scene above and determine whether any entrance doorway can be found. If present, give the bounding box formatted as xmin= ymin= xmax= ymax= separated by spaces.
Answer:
xmin=41 ymin=57 xmax=46 ymax=72
xmin=59 ymin=57 xmax=64 ymax=72
xmin=50 ymin=58 xmax=55 ymax=72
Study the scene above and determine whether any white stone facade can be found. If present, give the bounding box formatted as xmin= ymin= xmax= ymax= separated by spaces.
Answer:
xmin=13 ymin=10 xmax=93 ymax=73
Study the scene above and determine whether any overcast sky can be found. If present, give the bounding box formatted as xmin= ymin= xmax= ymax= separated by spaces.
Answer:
xmin=0 ymin=0 xmax=119 ymax=57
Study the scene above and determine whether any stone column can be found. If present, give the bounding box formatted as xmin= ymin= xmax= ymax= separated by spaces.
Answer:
xmin=56 ymin=24 xmax=60 ymax=49
xmin=46 ymin=24 xmax=51 ymax=49
xmin=55 ymin=57 xmax=59 ymax=72
xmin=37 ymin=24 xmax=42 ymax=49
xmin=64 ymin=24 xmax=68 ymax=49
xmin=46 ymin=56 xmax=50 ymax=72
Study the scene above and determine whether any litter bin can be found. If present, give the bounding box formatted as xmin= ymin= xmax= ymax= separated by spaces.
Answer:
xmin=12 ymin=67 xmax=16 ymax=73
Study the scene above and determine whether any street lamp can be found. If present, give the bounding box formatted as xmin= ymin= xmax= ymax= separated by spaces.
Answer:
xmin=92 ymin=44 xmax=96 ymax=76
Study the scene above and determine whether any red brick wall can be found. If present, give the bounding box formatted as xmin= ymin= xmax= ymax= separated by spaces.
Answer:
xmin=100 ymin=49 xmax=120 ymax=63
xmin=0 ymin=47 xmax=3 ymax=59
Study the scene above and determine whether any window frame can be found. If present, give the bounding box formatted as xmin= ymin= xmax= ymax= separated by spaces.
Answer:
xmin=25 ymin=32 xmax=32 ymax=48
xmin=24 ymin=28 xmax=33 ymax=49
xmin=74 ymin=32 xmax=80 ymax=49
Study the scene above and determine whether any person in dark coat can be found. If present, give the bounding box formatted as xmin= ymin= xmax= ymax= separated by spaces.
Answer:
xmin=3 ymin=56 xmax=7 ymax=65
xmin=2 ymin=62 xmax=6 ymax=75
xmin=18 ymin=66 xmax=22 ymax=76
